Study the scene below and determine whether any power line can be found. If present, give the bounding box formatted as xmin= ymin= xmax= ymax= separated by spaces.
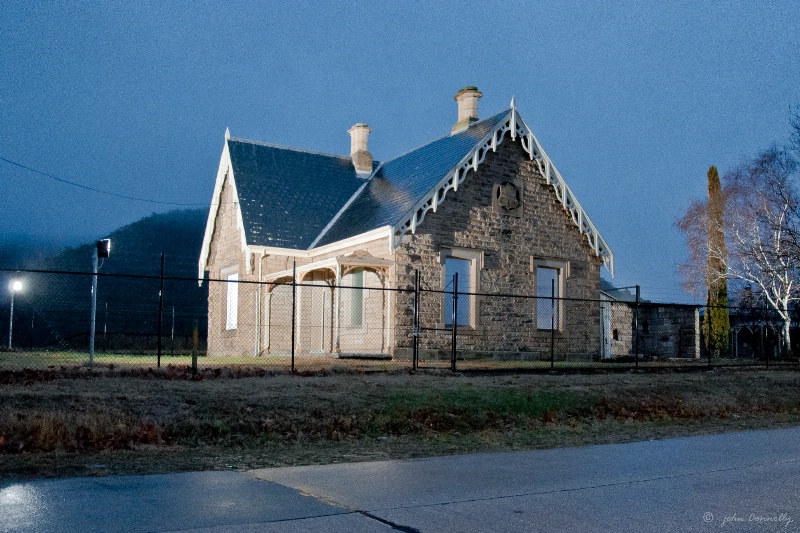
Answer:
xmin=0 ymin=155 xmax=207 ymax=207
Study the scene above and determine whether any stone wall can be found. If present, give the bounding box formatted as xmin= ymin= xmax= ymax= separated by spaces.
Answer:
xmin=393 ymin=138 xmax=603 ymax=360
xmin=640 ymin=304 xmax=700 ymax=359
xmin=205 ymin=174 xmax=260 ymax=356
xmin=607 ymin=301 xmax=700 ymax=359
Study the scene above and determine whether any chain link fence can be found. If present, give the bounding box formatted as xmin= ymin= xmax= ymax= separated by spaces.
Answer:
xmin=1 ymin=268 xmax=798 ymax=372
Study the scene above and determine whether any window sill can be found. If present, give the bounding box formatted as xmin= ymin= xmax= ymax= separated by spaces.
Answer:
xmin=443 ymin=325 xmax=483 ymax=335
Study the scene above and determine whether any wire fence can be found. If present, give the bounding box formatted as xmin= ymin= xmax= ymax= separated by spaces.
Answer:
xmin=0 ymin=267 xmax=798 ymax=373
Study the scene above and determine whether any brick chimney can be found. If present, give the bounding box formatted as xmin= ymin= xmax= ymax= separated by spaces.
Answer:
xmin=348 ymin=123 xmax=373 ymax=174
xmin=452 ymin=86 xmax=482 ymax=133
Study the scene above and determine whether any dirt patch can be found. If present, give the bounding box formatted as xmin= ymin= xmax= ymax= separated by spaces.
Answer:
xmin=1 ymin=368 xmax=799 ymax=480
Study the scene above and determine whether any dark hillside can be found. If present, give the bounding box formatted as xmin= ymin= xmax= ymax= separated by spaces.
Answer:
xmin=3 ymin=209 xmax=209 ymax=353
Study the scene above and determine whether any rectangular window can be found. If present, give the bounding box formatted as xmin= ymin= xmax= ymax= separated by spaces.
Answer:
xmin=350 ymin=269 xmax=364 ymax=327
xmin=536 ymin=266 xmax=560 ymax=330
xmin=444 ymin=257 xmax=473 ymax=327
xmin=226 ymin=272 xmax=238 ymax=330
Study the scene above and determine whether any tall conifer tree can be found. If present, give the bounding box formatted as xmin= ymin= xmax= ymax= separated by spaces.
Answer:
xmin=704 ymin=166 xmax=730 ymax=354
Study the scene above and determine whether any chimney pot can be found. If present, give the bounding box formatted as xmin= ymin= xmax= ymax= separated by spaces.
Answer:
xmin=348 ymin=123 xmax=373 ymax=174
xmin=452 ymin=86 xmax=482 ymax=132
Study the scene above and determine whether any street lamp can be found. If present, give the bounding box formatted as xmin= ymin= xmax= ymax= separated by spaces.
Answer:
xmin=8 ymin=280 xmax=22 ymax=350
xmin=89 ymin=239 xmax=111 ymax=368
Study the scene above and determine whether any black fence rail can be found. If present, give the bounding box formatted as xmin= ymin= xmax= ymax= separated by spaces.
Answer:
xmin=1 ymin=267 xmax=798 ymax=372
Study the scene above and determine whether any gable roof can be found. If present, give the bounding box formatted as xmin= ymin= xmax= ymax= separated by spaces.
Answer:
xmin=227 ymin=139 xmax=375 ymax=249
xmin=315 ymin=110 xmax=509 ymax=247
xmin=199 ymin=100 xmax=614 ymax=279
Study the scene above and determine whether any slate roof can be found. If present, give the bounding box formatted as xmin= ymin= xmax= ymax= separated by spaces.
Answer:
xmin=227 ymin=139 xmax=376 ymax=249
xmin=226 ymin=111 xmax=509 ymax=250
xmin=203 ymin=103 xmax=614 ymax=276
xmin=316 ymin=110 xmax=510 ymax=246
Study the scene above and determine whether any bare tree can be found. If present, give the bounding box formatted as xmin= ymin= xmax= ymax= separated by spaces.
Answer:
xmin=724 ymin=148 xmax=799 ymax=354
xmin=676 ymin=196 xmax=717 ymax=297
xmin=679 ymin=147 xmax=800 ymax=355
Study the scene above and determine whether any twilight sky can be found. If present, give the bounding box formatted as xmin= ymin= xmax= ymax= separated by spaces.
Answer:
xmin=1 ymin=1 xmax=798 ymax=302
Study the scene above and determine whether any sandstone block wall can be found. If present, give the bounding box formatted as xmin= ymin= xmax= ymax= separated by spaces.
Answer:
xmin=206 ymin=174 xmax=259 ymax=356
xmin=607 ymin=301 xmax=700 ymax=359
xmin=393 ymin=139 xmax=603 ymax=360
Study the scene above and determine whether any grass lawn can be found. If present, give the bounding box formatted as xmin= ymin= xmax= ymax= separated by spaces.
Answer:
xmin=1 ymin=367 xmax=799 ymax=481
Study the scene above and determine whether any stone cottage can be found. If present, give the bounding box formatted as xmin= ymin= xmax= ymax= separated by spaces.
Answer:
xmin=198 ymin=87 xmax=614 ymax=359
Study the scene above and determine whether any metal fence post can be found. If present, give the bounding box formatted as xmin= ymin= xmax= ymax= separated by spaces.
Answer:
xmin=103 ymin=302 xmax=108 ymax=353
xmin=451 ymin=272 xmax=458 ymax=372
xmin=29 ymin=308 xmax=34 ymax=351
xmin=707 ymin=293 xmax=713 ymax=370
xmin=413 ymin=269 xmax=419 ymax=371
xmin=7 ymin=284 xmax=15 ymax=350
xmin=89 ymin=246 xmax=98 ymax=370
xmin=634 ymin=285 xmax=640 ymax=369
xmin=157 ymin=252 xmax=165 ymax=368
xmin=550 ymin=278 xmax=555 ymax=369
xmin=191 ymin=319 xmax=198 ymax=376
xmin=291 ymin=260 xmax=296 ymax=373
xmin=764 ymin=297 xmax=769 ymax=369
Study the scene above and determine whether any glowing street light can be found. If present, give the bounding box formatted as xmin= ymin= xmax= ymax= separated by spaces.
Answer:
xmin=8 ymin=280 xmax=22 ymax=350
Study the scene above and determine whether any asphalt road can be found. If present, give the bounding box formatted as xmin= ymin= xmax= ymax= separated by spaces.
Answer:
xmin=1 ymin=427 xmax=799 ymax=532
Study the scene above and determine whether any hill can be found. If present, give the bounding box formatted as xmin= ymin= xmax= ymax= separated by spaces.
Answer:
xmin=2 ymin=209 xmax=209 ymax=352
xmin=40 ymin=209 xmax=205 ymax=274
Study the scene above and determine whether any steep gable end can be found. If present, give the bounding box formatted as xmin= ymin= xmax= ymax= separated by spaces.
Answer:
xmin=199 ymin=133 xmax=247 ymax=280
xmin=315 ymin=104 xmax=614 ymax=274
xmin=198 ymin=132 xmax=377 ymax=280
xmin=395 ymin=103 xmax=613 ymax=274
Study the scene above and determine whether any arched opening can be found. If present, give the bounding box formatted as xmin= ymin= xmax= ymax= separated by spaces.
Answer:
xmin=338 ymin=267 xmax=386 ymax=354
xmin=298 ymin=269 xmax=336 ymax=354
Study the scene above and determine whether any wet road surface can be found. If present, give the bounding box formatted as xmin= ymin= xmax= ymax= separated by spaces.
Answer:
xmin=2 ymin=426 xmax=799 ymax=532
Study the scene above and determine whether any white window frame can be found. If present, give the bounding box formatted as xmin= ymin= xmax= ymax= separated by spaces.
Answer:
xmin=223 ymin=267 xmax=239 ymax=330
xmin=531 ymin=258 xmax=569 ymax=331
xmin=441 ymin=248 xmax=482 ymax=328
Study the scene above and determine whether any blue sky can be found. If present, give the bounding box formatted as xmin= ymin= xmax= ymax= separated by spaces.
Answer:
xmin=1 ymin=1 xmax=798 ymax=302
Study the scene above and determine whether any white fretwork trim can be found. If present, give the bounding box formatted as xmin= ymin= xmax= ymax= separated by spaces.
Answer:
xmin=198 ymin=135 xmax=250 ymax=284
xmin=262 ymin=253 xmax=394 ymax=283
xmin=390 ymin=102 xmax=614 ymax=275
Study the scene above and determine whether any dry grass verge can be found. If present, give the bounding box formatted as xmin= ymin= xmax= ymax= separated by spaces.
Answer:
xmin=1 ymin=368 xmax=799 ymax=480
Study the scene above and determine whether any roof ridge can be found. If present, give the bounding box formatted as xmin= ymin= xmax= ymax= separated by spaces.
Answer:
xmin=378 ymin=109 xmax=511 ymax=166
xmin=226 ymin=114 xmax=511 ymax=171
xmin=227 ymin=136 xmax=359 ymax=161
